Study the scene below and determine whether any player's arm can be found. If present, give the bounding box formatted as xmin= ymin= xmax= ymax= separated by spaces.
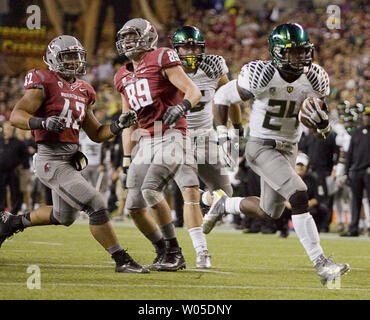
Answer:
xmin=162 ymin=65 xmax=201 ymax=125
xmin=165 ymin=65 xmax=201 ymax=107
xmin=121 ymin=94 xmax=138 ymax=156
xmin=83 ymin=102 xmax=137 ymax=143
xmin=11 ymin=88 xmax=66 ymax=133
xmin=213 ymin=79 xmax=253 ymax=127
xmin=217 ymin=74 xmax=243 ymax=135
xmin=10 ymin=88 xmax=45 ymax=130
xmin=120 ymin=93 xmax=138 ymax=183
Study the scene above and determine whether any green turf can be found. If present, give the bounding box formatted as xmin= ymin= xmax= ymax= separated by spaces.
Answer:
xmin=0 ymin=219 xmax=369 ymax=300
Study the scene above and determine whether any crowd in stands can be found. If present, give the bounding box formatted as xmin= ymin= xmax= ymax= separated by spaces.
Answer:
xmin=1 ymin=0 xmax=369 ymax=235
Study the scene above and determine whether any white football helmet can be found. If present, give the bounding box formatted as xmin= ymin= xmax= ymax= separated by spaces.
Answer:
xmin=43 ymin=35 xmax=87 ymax=77
xmin=116 ymin=18 xmax=158 ymax=59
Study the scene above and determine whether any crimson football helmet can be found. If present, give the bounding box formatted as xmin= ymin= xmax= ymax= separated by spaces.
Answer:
xmin=43 ymin=35 xmax=87 ymax=77
xmin=116 ymin=18 xmax=158 ymax=59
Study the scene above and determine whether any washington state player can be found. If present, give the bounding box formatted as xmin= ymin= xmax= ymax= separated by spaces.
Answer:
xmin=115 ymin=18 xmax=202 ymax=271
xmin=0 ymin=35 xmax=149 ymax=274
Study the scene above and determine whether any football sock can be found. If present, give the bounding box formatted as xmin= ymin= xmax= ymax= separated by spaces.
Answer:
xmin=160 ymin=223 xmax=179 ymax=249
xmin=145 ymin=228 xmax=164 ymax=250
xmin=106 ymin=244 xmax=129 ymax=265
xmin=21 ymin=212 xmax=32 ymax=227
xmin=188 ymin=227 xmax=207 ymax=254
xmin=291 ymin=212 xmax=324 ymax=263
xmin=225 ymin=197 xmax=243 ymax=215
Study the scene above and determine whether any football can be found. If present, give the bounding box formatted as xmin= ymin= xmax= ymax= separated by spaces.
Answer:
xmin=298 ymin=97 xmax=327 ymax=129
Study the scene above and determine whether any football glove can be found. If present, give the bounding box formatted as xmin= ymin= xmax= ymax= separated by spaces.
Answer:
xmin=43 ymin=116 xmax=65 ymax=133
xmin=163 ymin=99 xmax=191 ymax=126
xmin=217 ymin=125 xmax=238 ymax=168
xmin=300 ymin=97 xmax=330 ymax=133
xmin=110 ymin=110 xmax=137 ymax=135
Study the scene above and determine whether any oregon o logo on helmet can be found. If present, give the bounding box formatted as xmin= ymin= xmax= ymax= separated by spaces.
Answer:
xmin=26 ymin=5 xmax=41 ymax=30
xmin=326 ymin=5 xmax=341 ymax=30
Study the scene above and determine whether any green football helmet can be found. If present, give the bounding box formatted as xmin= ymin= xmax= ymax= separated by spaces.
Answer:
xmin=268 ymin=23 xmax=314 ymax=75
xmin=171 ymin=26 xmax=205 ymax=69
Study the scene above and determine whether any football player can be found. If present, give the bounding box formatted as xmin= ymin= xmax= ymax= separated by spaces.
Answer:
xmin=0 ymin=35 xmax=148 ymax=274
xmin=203 ymin=23 xmax=350 ymax=285
xmin=170 ymin=26 xmax=243 ymax=268
xmin=114 ymin=18 xmax=202 ymax=271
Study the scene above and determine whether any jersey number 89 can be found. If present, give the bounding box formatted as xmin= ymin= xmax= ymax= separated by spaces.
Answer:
xmin=125 ymin=78 xmax=153 ymax=111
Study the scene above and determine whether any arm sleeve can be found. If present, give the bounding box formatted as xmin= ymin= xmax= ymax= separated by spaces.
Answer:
xmin=214 ymin=80 xmax=243 ymax=106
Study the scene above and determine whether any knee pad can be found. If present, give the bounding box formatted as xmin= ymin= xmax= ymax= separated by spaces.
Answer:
xmin=89 ymin=209 xmax=110 ymax=225
xmin=142 ymin=188 xmax=164 ymax=207
xmin=289 ymin=190 xmax=309 ymax=215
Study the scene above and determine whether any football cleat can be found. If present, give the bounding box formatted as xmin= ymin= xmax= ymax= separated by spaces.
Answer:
xmin=202 ymin=190 xmax=227 ymax=234
xmin=314 ymin=255 xmax=350 ymax=285
xmin=148 ymin=249 xmax=167 ymax=271
xmin=115 ymin=252 xmax=150 ymax=274
xmin=196 ymin=250 xmax=212 ymax=269
xmin=0 ymin=211 xmax=23 ymax=248
xmin=154 ymin=247 xmax=186 ymax=272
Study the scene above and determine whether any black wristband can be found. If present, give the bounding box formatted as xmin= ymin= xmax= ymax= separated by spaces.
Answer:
xmin=233 ymin=123 xmax=244 ymax=137
xmin=181 ymin=99 xmax=192 ymax=112
xmin=110 ymin=120 xmax=122 ymax=135
xmin=29 ymin=117 xmax=45 ymax=130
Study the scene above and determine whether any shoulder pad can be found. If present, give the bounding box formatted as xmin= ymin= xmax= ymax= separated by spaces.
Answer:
xmin=306 ymin=64 xmax=330 ymax=97
xmin=239 ymin=60 xmax=275 ymax=91
xmin=199 ymin=55 xmax=228 ymax=79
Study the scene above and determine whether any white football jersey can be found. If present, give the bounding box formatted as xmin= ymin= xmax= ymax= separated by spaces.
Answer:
xmin=186 ymin=55 xmax=229 ymax=129
xmin=238 ymin=60 xmax=330 ymax=143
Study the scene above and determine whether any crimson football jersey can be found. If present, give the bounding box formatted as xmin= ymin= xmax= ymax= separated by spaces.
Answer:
xmin=24 ymin=69 xmax=96 ymax=144
xmin=114 ymin=47 xmax=187 ymax=137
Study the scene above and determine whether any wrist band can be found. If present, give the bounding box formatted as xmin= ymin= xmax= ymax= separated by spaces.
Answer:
xmin=181 ymin=99 xmax=192 ymax=111
xmin=29 ymin=117 xmax=45 ymax=130
xmin=122 ymin=156 xmax=131 ymax=167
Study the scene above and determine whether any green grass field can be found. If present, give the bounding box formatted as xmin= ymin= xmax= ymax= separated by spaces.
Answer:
xmin=0 ymin=218 xmax=369 ymax=300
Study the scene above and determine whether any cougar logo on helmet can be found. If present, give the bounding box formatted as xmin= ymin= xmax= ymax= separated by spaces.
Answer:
xmin=116 ymin=18 xmax=158 ymax=59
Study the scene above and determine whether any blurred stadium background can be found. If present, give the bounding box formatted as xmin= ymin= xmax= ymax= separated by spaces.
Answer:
xmin=0 ymin=0 xmax=368 ymax=118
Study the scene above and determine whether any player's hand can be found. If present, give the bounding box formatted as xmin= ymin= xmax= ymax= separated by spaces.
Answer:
xmin=43 ymin=116 xmax=65 ymax=133
xmin=110 ymin=110 xmax=137 ymax=134
xmin=163 ymin=99 xmax=191 ymax=126
xmin=301 ymin=97 xmax=329 ymax=130
xmin=118 ymin=110 xmax=137 ymax=129
xmin=217 ymin=125 xmax=238 ymax=168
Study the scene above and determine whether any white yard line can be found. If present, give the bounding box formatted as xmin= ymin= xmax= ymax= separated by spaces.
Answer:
xmin=29 ymin=241 xmax=63 ymax=246
xmin=0 ymin=262 xmax=367 ymax=272
xmin=0 ymin=281 xmax=369 ymax=292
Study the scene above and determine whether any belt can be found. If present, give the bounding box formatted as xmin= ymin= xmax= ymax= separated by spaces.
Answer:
xmin=261 ymin=139 xmax=277 ymax=147
xmin=248 ymin=137 xmax=296 ymax=152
